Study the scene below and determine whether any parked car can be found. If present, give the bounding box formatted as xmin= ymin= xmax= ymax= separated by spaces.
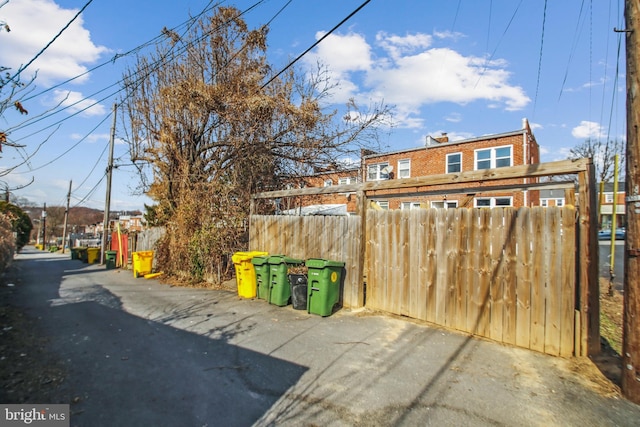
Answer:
xmin=598 ymin=228 xmax=626 ymax=240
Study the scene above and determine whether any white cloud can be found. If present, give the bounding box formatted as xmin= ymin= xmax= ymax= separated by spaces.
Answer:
xmin=71 ymin=132 xmax=109 ymax=143
xmin=305 ymin=31 xmax=530 ymax=129
xmin=571 ymin=120 xmax=605 ymax=139
xmin=445 ymin=112 xmax=462 ymax=123
xmin=2 ymin=0 xmax=108 ymax=86
xmin=51 ymin=90 xmax=106 ymax=116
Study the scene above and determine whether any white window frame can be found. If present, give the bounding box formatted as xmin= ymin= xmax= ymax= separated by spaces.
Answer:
xmin=338 ymin=177 xmax=356 ymax=186
xmin=430 ymin=200 xmax=458 ymax=209
xmin=604 ymin=192 xmax=614 ymax=203
xmin=446 ymin=152 xmax=462 ymax=174
xmin=374 ymin=200 xmax=389 ymax=210
xmin=474 ymin=145 xmax=513 ymax=170
xmin=324 ymin=179 xmax=333 ymax=187
xmin=556 ymin=199 xmax=564 ymax=207
xmin=367 ymin=163 xmax=390 ymax=181
xmin=541 ymin=199 xmax=549 ymax=207
xmin=474 ymin=196 xmax=513 ymax=208
xmin=400 ymin=201 xmax=422 ymax=210
xmin=397 ymin=159 xmax=411 ymax=179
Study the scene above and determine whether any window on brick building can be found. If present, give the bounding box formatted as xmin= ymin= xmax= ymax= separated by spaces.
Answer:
xmin=474 ymin=196 xmax=512 ymax=208
xmin=431 ymin=200 xmax=458 ymax=209
xmin=338 ymin=177 xmax=356 ymax=185
xmin=373 ymin=200 xmax=389 ymax=210
xmin=604 ymin=192 xmax=614 ymax=203
xmin=446 ymin=153 xmax=462 ymax=173
xmin=400 ymin=202 xmax=421 ymax=210
xmin=398 ymin=159 xmax=411 ymax=178
xmin=324 ymin=179 xmax=332 ymax=187
xmin=475 ymin=145 xmax=512 ymax=170
xmin=367 ymin=163 xmax=389 ymax=180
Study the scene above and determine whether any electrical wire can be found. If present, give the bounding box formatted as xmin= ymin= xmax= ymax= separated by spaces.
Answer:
xmin=532 ymin=0 xmax=548 ymax=117
xmin=5 ymin=0 xmax=95 ymax=86
xmin=261 ymin=0 xmax=371 ymax=89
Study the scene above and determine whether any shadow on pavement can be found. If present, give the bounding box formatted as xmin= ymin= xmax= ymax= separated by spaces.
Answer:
xmin=4 ymin=248 xmax=308 ymax=426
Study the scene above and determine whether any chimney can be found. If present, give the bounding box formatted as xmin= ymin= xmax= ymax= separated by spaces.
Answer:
xmin=434 ymin=132 xmax=449 ymax=143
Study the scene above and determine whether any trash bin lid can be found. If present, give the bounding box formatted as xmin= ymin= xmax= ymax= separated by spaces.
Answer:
xmin=251 ymin=256 xmax=270 ymax=266
xmin=305 ymin=258 xmax=345 ymax=269
xmin=268 ymin=255 xmax=303 ymax=265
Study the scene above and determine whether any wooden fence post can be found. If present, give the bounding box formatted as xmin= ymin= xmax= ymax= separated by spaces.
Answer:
xmin=577 ymin=164 xmax=600 ymax=356
xmin=356 ymin=190 xmax=367 ymax=307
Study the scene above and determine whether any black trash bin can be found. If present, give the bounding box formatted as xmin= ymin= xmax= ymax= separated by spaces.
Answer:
xmin=288 ymin=273 xmax=308 ymax=310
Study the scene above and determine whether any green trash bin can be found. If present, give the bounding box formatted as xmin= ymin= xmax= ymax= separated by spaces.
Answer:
xmin=105 ymin=250 xmax=118 ymax=270
xmin=267 ymin=255 xmax=303 ymax=306
xmin=306 ymin=258 xmax=345 ymax=316
xmin=251 ymin=256 xmax=271 ymax=300
xmin=70 ymin=247 xmax=80 ymax=260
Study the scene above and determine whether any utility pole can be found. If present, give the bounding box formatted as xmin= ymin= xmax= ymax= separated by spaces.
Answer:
xmin=622 ymin=0 xmax=640 ymax=404
xmin=101 ymin=103 xmax=117 ymax=264
xmin=61 ymin=180 xmax=72 ymax=254
xmin=41 ymin=202 xmax=46 ymax=251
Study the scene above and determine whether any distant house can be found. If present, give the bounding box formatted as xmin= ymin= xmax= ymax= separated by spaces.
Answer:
xmin=597 ymin=182 xmax=626 ymax=229
xmin=291 ymin=118 xmax=540 ymax=213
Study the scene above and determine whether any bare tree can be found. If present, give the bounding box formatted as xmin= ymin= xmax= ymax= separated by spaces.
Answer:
xmin=568 ymin=138 xmax=625 ymax=183
xmin=120 ymin=7 xmax=390 ymax=283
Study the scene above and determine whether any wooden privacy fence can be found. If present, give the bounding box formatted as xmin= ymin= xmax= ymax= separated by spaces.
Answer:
xmin=365 ymin=206 xmax=576 ymax=357
xmin=249 ymin=215 xmax=362 ymax=308
xmin=250 ymin=158 xmax=600 ymax=357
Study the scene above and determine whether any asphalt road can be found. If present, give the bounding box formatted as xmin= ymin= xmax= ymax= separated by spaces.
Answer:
xmin=599 ymin=240 xmax=625 ymax=292
xmin=3 ymin=247 xmax=640 ymax=426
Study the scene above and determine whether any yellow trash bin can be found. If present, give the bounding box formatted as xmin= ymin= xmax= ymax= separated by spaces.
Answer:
xmin=86 ymin=247 xmax=101 ymax=264
xmin=132 ymin=251 xmax=154 ymax=278
xmin=232 ymin=251 xmax=268 ymax=298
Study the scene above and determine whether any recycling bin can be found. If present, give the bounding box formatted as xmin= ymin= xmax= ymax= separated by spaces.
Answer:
xmin=267 ymin=255 xmax=304 ymax=306
xmin=132 ymin=250 xmax=154 ymax=278
xmin=232 ymin=251 xmax=268 ymax=299
xmin=251 ymin=256 xmax=272 ymax=300
xmin=105 ymin=250 xmax=118 ymax=270
xmin=86 ymin=247 xmax=101 ymax=264
xmin=306 ymin=258 xmax=345 ymax=316
xmin=288 ymin=273 xmax=308 ymax=310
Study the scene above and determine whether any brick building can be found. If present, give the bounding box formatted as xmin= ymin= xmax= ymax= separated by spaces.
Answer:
xmin=293 ymin=118 xmax=540 ymax=214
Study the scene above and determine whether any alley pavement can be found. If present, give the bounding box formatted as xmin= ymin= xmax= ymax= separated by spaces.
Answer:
xmin=2 ymin=247 xmax=640 ymax=426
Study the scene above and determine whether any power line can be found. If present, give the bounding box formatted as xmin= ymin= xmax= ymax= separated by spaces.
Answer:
xmin=532 ymin=0 xmax=548 ymax=117
xmin=5 ymin=0 xmax=95 ymax=86
xmin=261 ymin=0 xmax=372 ymax=89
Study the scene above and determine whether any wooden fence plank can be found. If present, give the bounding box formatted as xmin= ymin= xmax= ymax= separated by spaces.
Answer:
xmin=400 ymin=211 xmax=411 ymax=316
xmin=530 ymin=207 xmax=546 ymax=353
xmin=416 ymin=210 xmax=429 ymax=321
xmin=445 ymin=208 xmax=459 ymax=327
xmin=515 ymin=207 xmax=532 ymax=349
xmin=467 ymin=211 xmax=480 ymax=333
xmin=455 ymin=208 xmax=471 ymax=332
xmin=544 ymin=207 xmax=561 ymax=356
xmin=426 ymin=209 xmax=438 ymax=323
xmin=435 ymin=209 xmax=448 ymax=326
xmin=560 ymin=207 xmax=577 ymax=356
xmin=502 ymin=208 xmax=518 ymax=346
xmin=490 ymin=208 xmax=506 ymax=342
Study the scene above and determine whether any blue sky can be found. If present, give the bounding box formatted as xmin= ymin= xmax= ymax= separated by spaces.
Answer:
xmin=1 ymin=0 xmax=627 ymax=211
